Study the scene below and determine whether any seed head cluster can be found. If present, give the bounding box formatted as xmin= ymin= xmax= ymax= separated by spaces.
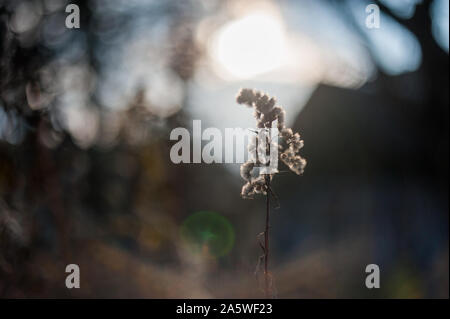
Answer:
xmin=237 ymin=88 xmax=306 ymax=198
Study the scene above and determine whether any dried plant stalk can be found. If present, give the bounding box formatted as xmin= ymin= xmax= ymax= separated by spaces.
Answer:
xmin=236 ymin=88 xmax=306 ymax=298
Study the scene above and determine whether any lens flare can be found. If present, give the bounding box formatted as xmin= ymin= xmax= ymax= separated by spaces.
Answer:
xmin=180 ymin=211 xmax=235 ymax=257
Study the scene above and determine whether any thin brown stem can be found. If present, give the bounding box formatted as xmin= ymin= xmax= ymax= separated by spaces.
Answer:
xmin=264 ymin=175 xmax=270 ymax=298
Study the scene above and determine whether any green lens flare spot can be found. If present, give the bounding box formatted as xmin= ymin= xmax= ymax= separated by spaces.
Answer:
xmin=180 ymin=211 xmax=235 ymax=257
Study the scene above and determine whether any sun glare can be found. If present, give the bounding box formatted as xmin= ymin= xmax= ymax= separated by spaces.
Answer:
xmin=212 ymin=12 xmax=288 ymax=79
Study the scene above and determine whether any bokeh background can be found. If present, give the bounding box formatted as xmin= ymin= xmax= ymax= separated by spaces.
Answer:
xmin=0 ymin=0 xmax=448 ymax=298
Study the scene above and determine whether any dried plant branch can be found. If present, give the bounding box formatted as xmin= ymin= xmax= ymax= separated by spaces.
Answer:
xmin=236 ymin=88 xmax=307 ymax=298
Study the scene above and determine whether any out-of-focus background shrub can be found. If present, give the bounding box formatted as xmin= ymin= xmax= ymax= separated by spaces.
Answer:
xmin=0 ymin=0 xmax=448 ymax=298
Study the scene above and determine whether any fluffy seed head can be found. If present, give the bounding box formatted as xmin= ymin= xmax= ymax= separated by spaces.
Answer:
xmin=237 ymin=88 xmax=307 ymax=198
